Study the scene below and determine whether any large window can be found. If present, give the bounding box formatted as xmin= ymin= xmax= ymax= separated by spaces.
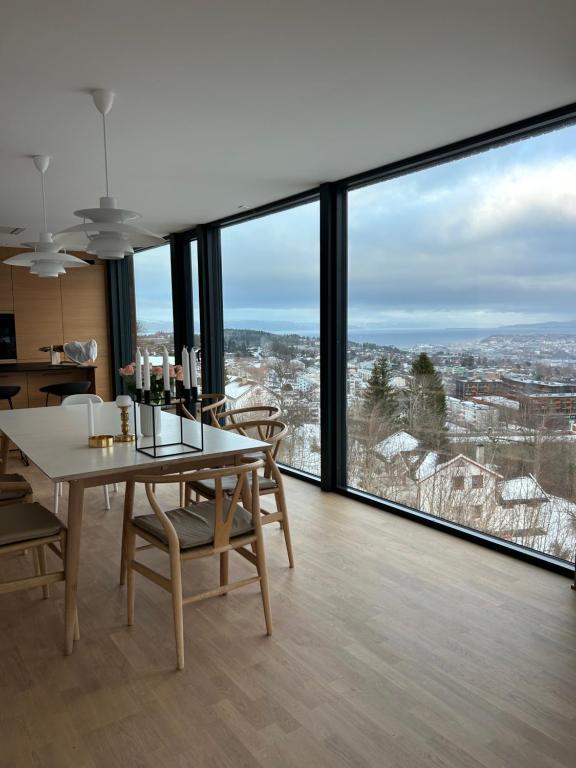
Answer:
xmin=347 ymin=124 xmax=576 ymax=564
xmin=133 ymin=243 xmax=174 ymax=362
xmin=221 ymin=202 xmax=321 ymax=475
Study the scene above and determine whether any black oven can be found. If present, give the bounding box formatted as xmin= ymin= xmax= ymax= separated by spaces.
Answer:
xmin=0 ymin=314 xmax=16 ymax=359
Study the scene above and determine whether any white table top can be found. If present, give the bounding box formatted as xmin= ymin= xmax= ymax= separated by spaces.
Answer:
xmin=0 ymin=402 xmax=267 ymax=483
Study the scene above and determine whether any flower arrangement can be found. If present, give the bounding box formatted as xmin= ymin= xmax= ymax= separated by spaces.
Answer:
xmin=119 ymin=362 xmax=183 ymax=403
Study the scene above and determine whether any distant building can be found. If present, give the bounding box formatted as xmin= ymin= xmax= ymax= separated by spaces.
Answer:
xmin=446 ymin=396 xmax=497 ymax=429
xmin=455 ymin=378 xmax=501 ymax=398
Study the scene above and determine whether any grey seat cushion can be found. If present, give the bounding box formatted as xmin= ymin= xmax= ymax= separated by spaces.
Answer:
xmin=133 ymin=500 xmax=254 ymax=550
xmin=0 ymin=473 xmax=32 ymax=503
xmin=189 ymin=474 xmax=277 ymax=498
xmin=0 ymin=502 xmax=64 ymax=547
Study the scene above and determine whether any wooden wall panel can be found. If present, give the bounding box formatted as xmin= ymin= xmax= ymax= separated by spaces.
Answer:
xmin=0 ymin=249 xmax=112 ymax=400
xmin=60 ymin=264 xmax=112 ymax=401
xmin=0 ymin=255 xmax=13 ymax=312
xmin=12 ymin=268 xmax=64 ymax=360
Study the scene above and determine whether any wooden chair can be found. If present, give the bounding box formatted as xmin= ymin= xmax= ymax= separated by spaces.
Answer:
xmin=186 ymin=420 xmax=294 ymax=568
xmin=182 ymin=394 xmax=227 ymax=426
xmin=0 ymin=500 xmax=79 ymax=642
xmin=126 ymin=460 xmax=272 ymax=670
xmin=219 ymin=405 xmax=281 ymax=427
xmin=0 ymin=475 xmax=33 ymax=507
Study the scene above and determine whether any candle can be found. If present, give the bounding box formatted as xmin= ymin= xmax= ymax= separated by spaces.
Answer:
xmin=182 ymin=346 xmax=190 ymax=389
xmin=142 ymin=349 xmax=150 ymax=391
xmin=87 ymin=399 xmax=95 ymax=437
xmin=162 ymin=346 xmax=170 ymax=391
xmin=190 ymin=348 xmax=198 ymax=389
xmin=135 ymin=348 xmax=142 ymax=390
xmin=116 ymin=395 xmax=132 ymax=408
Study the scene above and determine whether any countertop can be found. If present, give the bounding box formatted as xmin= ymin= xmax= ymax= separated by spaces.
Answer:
xmin=0 ymin=362 xmax=97 ymax=373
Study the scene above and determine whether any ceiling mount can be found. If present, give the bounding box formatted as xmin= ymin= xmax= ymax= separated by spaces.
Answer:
xmin=92 ymin=89 xmax=115 ymax=116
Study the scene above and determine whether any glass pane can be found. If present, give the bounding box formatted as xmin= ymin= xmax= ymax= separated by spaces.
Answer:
xmin=133 ymin=243 xmax=174 ymax=364
xmin=347 ymin=124 xmax=576 ymax=565
xmin=221 ymin=202 xmax=320 ymax=475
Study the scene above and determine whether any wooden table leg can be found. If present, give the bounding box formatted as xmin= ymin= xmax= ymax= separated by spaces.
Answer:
xmin=64 ymin=480 xmax=85 ymax=655
xmin=0 ymin=432 xmax=9 ymax=473
xmin=120 ymin=480 xmax=135 ymax=586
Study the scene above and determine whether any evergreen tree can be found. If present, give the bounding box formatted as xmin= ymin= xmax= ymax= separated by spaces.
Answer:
xmin=407 ymin=352 xmax=447 ymax=449
xmin=364 ymin=355 xmax=396 ymax=421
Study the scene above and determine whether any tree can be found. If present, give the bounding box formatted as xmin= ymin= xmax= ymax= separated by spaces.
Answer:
xmin=407 ymin=352 xmax=447 ymax=449
xmin=363 ymin=355 xmax=396 ymax=421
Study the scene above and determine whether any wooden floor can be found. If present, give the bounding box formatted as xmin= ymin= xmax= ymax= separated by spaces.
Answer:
xmin=0 ymin=462 xmax=575 ymax=768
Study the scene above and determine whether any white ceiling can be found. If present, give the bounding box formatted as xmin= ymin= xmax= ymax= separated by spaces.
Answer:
xmin=1 ymin=0 xmax=575 ymax=245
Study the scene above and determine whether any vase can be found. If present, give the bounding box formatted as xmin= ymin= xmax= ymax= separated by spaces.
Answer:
xmin=139 ymin=404 xmax=162 ymax=437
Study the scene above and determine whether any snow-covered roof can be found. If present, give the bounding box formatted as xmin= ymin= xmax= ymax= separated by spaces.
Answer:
xmin=498 ymin=475 xmax=548 ymax=502
xmin=415 ymin=451 xmax=440 ymax=481
xmin=375 ymin=431 xmax=419 ymax=459
xmin=474 ymin=395 xmax=520 ymax=409
xmin=418 ymin=453 xmax=503 ymax=483
xmin=225 ymin=378 xmax=255 ymax=401
xmin=389 ymin=376 xmax=406 ymax=390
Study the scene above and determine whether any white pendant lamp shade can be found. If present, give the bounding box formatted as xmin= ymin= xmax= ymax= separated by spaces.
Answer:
xmin=5 ymin=155 xmax=87 ymax=278
xmin=57 ymin=90 xmax=164 ymax=259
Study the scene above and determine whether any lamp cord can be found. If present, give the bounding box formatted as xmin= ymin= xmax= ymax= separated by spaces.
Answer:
xmin=40 ymin=169 xmax=47 ymax=232
xmin=102 ymin=112 xmax=110 ymax=197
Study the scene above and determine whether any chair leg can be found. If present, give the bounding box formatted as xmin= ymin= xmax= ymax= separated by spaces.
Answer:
xmin=53 ymin=483 xmax=60 ymax=516
xmin=254 ymin=530 xmax=273 ymax=636
xmin=169 ymin=551 xmax=185 ymax=670
xmin=59 ymin=483 xmax=63 ymax=497
xmin=37 ymin=545 xmax=49 ymax=599
xmin=220 ymin=551 xmax=229 ymax=594
xmin=113 ymin=483 xmax=119 ymax=493
xmin=276 ymin=489 xmax=295 ymax=569
xmin=103 ymin=485 xmax=111 ymax=511
xmin=126 ymin=525 xmax=136 ymax=626
xmin=32 ymin=547 xmax=49 ymax=599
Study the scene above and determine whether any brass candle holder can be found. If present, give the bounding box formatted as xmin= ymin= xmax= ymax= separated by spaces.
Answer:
xmin=88 ymin=435 xmax=114 ymax=448
xmin=115 ymin=396 xmax=135 ymax=443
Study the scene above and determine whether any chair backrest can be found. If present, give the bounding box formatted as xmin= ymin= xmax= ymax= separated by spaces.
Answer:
xmin=221 ymin=405 xmax=281 ymax=427
xmin=224 ymin=419 xmax=288 ymax=476
xmin=181 ymin=394 xmax=227 ymax=426
xmin=134 ymin=460 xmax=264 ymax=551
xmin=61 ymin=393 xmax=104 ymax=406
xmin=200 ymin=393 xmax=228 ymax=426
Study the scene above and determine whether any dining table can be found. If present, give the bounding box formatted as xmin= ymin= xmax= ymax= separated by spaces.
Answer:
xmin=0 ymin=401 xmax=268 ymax=654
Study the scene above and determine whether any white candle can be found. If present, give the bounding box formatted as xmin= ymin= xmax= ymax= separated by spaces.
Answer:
xmin=87 ymin=400 xmax=95 ymax=437
xmin=162 ymin=346 xmax=170 ymax=391
xmin=135 ymin=348 xmax=142 ymax=390
xmin=190 ymin=348 xmax=198 ymax=389
xmin=182 ymin=346 xmax=190 ymax=389
xmin=142 ymin=349 xmax=150 ymax=391
xmin=116 ymin=395 xmax=132 ymax=408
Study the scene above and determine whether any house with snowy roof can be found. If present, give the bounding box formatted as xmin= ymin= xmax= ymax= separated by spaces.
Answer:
xmin=417 ymin=454 xmax=503 ymax=527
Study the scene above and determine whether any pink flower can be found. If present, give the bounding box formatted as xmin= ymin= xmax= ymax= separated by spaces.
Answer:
xmin=119 ymin=363 xmax=135 ymax=376
xmin=151 ymin=366 xmax=163 ymax=377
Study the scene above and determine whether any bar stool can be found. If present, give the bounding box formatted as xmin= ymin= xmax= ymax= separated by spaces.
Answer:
xmin=40 ymin=381 xmax=90 ymax=406
xmin=0 ymin=385 xmax=21 ymax=409
xmin=0 ymin=386 xmax=28 ymax=466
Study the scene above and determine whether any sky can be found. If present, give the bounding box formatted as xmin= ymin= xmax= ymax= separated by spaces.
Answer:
xmin=134 ymin=121 xmax=576 ymax=333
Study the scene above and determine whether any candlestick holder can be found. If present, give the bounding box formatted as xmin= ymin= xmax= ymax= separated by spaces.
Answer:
xmin=115 ymin=405 xmax=135 ymax=443
xmin=133 ymin=394 xmax=204 ymax=458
